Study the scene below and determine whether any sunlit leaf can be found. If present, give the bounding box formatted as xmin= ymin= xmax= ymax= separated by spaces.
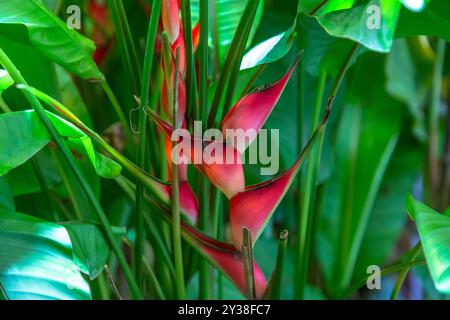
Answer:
xmin=0 ymin=69 xmax=13 ymax=95
xmin=0 ymin=110 xmax=121 ymax=179
xmin=0 ymin=0 xmax=103 ymax=80
xmin=407 ymin=195 xmax=450 ymax=294
xmin=0 ymin=208 xmax=91 ymax=300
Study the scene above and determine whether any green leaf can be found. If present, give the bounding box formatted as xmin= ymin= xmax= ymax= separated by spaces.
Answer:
xmin=353 ymin=146 xmax=421 ymax=280
xmin=191 ymin=0 xmax=264 ymax=64
xmin=0 ymin=110 xmax=121 ymax=178
xmin=317 ymin=54 xmax=403 ymax=294
xmin=407 ymin=196 xmax=450 ymax=294
xmin=0 ymin=69 xmax=13 ymax=95
xmin=385 ymin=39 xmax=427 ymax=141
xmin=63 ymin=222 xmax=125 ymax=280
xmin=0 ymin=177 xmax=14 ymax=211
xmin=316 ymin=0 xmax=402 ymax=53
xmin=396 ymin=0 xmax=450 ymax=42
xmin=0 ymin=208 xmax=91 ymax=299
xmin=240 ymin=21 xmax=296 ymax=70
xmin=0 ymin=0 xmax=103 ymax=80
xmin=299 ymin=13 xmax=363 ymax=78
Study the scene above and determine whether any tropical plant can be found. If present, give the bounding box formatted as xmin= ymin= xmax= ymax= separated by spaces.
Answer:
xmin=0 ymin=0 xmax=448 ymax=301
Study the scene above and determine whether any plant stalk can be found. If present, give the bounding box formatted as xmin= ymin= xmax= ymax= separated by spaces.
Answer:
xmin=172 ymin=48 xmax=186 ymax=299
xmin=295 ymin=71 xmax=327 ymax=299
xmin=134 ymin=0 xmax=161 ymax=290
xmin=242 ymin=227 xmax=256 ymax=300
xmin=272 ymin=230 xmax=289 ymax=300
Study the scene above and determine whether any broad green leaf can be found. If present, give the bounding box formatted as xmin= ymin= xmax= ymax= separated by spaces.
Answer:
xmin=316 ymin=0 xmax=402 ymax=53
xmin=0 ymin=208 xmax=91 ymax=299
xmin=0 ymin=0 xmax=103 ymax=80
xmin=300 ymin=0 xmax=355 ymax=14
xmin=191 ymin=0 xmax=264 ymax=64
xmin=0 ymin=69 xmax=13 ymax=95
xmin=396 ymin=0 xmax=450 ymax=42
xmin=407 ymin=195 xmax=450 ymax=294
xmin=0 ymin=110 xmax=121 ymax=178
xmin=317 ymin=54 xmax=402 ymax=294
xmin=0 ymin=177 xmax=14 ymax=211
xmin=240 ymin=22 xmax=296 ymax=70
xmin=299 ymin=13 xmax=363 ymax=78
xmin=353 ymin=146 xmax=421 ymax=280
xmin=63 ymin=223 xmax=125 ymax=280
xmin=385 ymin=39 xmax=427 ymax=141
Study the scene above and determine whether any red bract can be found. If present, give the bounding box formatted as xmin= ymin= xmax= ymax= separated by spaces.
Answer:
xmin=160 ymin=181 xmax=198 ymax=223
xmin=230 ymin=156 xmax=302 ymax=249
xmin=149 ymin=110 xmax=245 ymax=198
xmin=192 ymin=22 xmax=200 ymax=52
xmin=161 ymin=0 xmax=180 ymax=44
xmin=222 ymin=58 xmax=299 ymax=152
xmin=181 ymin=221 xmax=267 ymax=298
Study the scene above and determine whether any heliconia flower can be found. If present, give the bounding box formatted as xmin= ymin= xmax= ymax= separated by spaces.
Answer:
xmin=221 ymin=57 xmax=299 ymax=152
xmin=159 ymin=181 xmax=198 ymax=223
xmin=148 ymin=110 xmax=245 ymax=199
xmin=179 ymin=218 xmax=267 ymax=298
xmin=192 ymin=22 xmax=200 ymax=52
xmin=230 ymin=155 xmax=303 ymax=249
xmin=161 ymin=0 xmax=180 ymax=44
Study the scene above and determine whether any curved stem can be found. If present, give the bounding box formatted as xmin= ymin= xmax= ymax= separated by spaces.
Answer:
xmin=337 ymin=257 xmax=425 ymax=299
xmin=390 ymin=242 xmax=422 ymax=300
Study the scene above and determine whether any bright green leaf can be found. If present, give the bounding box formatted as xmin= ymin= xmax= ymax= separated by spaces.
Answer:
xmin=191 ymin=0 xmax=264 ymax=64
xmin=396 ymin=0 xmax=450 ymax=42
xmin=63 ymin=222 xmax=125 ymax=280
xmin=0 ymin=110 xmax=121 ymax=179
xmin=0 ymin=208 xmax=91 ymax=299
xmin=316 ymin=0 xmax=402 ymax=52
xmin=407 ymin=195 xmax=450 ymax=294
xmin=0 ymin=0 xmax=103 ymax=80
xmin=0 ymin=69 xmax=13 ymax=95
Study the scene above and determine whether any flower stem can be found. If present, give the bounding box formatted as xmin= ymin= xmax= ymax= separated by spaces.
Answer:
xmin=172 ymin=48 xmax=186 ymax=299
xmin=108 ymin=0 xmax=141 ymax=94
xmin=272 ymin=230 xmax=289 ymax=300
xmin=134 ymin=0 xmax=161 ymax=290
xmin=294 ymin=71 xmax=327 ymax=299
xmin=242 ymin=227 xmax=256 ymax=300
xmin=198 ymin=0 xmax=211 ymax=300
xmin=390 ymin=242 xmax=422 ymax=300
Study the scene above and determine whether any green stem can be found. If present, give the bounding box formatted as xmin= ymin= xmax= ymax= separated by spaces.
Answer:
xmin=390 ymin=242 xmax=422 ymax=300
xmin=426 ymin=39 xmax=446 ymax=206
xmin=219 ymin=0 xmax=260 ymax=122
xmin=337 ymin=258 xmax=425 ymax=299
xmin=108 ymin=0 xmax=142 ymax=94
xmin=180 ymin=0 xmax=196 ymax=125
xmin=272 ymin=230 xmax=289 ymax=300
xmin=172 ymin=49 xmax=186 ymax=299
xmin=199 ymin=177 xmax=211 ymax=299
xmin=207 ymin=0 xmax=260 ymax=128
xmin=134 ymin=0 xmax=161 ymax=290
xmin=100 ymin=81 xmax=132 ymax=146
xmin=198 ymin=0 xmax=211 ymax=300
xmin=199 ymin=0 xmax=209 ymax=124
xmin=0 ymin=48 xmax=143 ymax=299
xmin=242 ymin=227 xmax=256 ymax=300
xmin=294 ymin=71 xmax=327 ymax=299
